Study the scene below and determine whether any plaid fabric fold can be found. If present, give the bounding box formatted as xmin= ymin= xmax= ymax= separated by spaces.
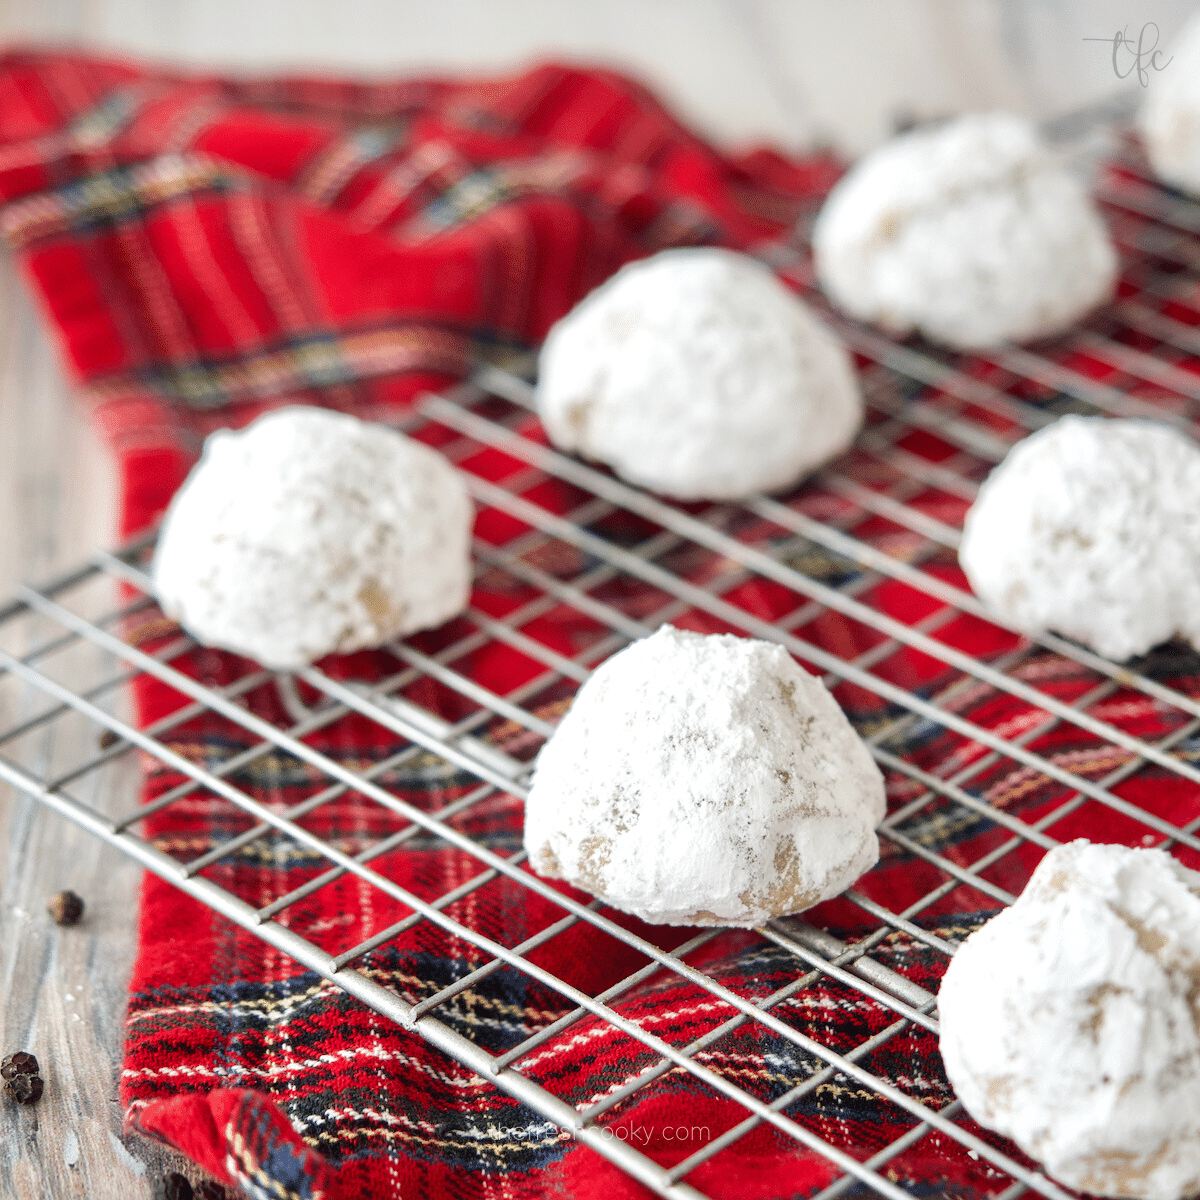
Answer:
xmin=3 ymin=46 xmax=1199 ymax=1200
xmin=0 ymin=48 xmax=837 ymax=536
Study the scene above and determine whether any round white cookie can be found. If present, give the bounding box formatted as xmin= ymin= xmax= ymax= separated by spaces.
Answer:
xmin=535 ymin=247 xmax=863 ymax=501
xmin=812 ymin=112 xmax=1117 ymax=348
xmin=938 ymin=840 xmax=1200 ymax=1200
xmin=959 ymin=414 xmax=1200 ymax=661
xmin=523 ymin=625 xmax=886 ymax=927
xmin=154 ymin=406 xmax=473 ymax=670
xmin=1141 ymin=14 xmax=1200 ymax=195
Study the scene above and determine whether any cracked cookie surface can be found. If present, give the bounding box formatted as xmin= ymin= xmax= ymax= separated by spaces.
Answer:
xmin=939 ymin=839 xmax=1200 ymax=1200
xmin=536 ymin=247 xmax=862 ymax=501
xmin=153 ymin=406 xmax=473 ymax=670
xmin=523 ymin=625 xmax=885 ymax=927
xmin=813 ymin=112 xmax=1117 ymax=348
xmin=959 ymin=414 xmax=1200 ymax=661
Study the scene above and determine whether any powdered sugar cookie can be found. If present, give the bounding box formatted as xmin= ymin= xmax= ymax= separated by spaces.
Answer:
xmin=536 ymin=247 xmax=863 ymax=500
xmin=1140 ymin=14 xmax=1200 ymax=195
xmin=959 ymin=415 xmax=1200 ymax=661
xmin=938 ymin=840 xmax=1200 ymax=1199
xmin=154 ymin=406 xmax=473 ymax=670
xmin=813 ymin=112 xmax=1117 ymax=348
xmin=523 ymin=625 xmax=886 ymax=927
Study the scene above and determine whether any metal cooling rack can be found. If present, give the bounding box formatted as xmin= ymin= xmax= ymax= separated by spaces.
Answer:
xmin=3 ymin=131 xmax=1200 ymax=1200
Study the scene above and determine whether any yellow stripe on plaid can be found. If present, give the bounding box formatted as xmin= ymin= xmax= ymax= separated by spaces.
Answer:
xmin=0 ymin=155 xmax=227 ymax=248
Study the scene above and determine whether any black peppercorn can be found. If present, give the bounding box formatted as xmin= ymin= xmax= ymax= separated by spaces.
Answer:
xmin=198 ymin=1183 xmax=227 ymax=1200
xmin=98 ymin=728 xmax=120 ymax=749
xmin=47 ymin=890 xmax=85 ymax=926
xmin=0 ymin=1052 xmax=38 ymax=1081
xmin=154 ymin=1172 xmax=194 ymax=1200
xmin=6 ymin=1073 xmax=42 ymax=1105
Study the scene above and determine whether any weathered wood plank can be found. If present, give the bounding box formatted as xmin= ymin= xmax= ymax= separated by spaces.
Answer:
xmin=0 ymin=254 xmax=214 ymax=1198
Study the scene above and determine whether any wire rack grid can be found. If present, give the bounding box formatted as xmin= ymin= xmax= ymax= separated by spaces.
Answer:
xmin=2 ymin=130 xmax=1200 ymax=1199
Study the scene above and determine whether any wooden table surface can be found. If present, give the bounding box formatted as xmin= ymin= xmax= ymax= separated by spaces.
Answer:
xmin=0 ymin=252 xmax=213 ymax=1198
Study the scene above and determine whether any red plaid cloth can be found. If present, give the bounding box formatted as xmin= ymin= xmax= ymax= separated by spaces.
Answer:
xmin=0 ymin=49 xmax=834 ymax=538
xmin=2 ymin=47 xmax=1198 ymax=1200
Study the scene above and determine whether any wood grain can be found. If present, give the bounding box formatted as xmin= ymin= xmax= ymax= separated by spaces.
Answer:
xmin=0 ymin=254 xmax=212 ymax=1197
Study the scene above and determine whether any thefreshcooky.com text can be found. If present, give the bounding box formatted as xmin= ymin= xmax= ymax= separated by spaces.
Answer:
xmin=560 ymin=1124 xmax=711 ymax=1146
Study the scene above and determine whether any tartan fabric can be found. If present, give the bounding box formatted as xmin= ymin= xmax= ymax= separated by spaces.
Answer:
xmin=135 ymin=1089 xmax=340 ymax=1200
xmin=0 ymin=48 xmax=835 ymax=540
xmin=3 ymin=46 xmax=1200 ymax=1200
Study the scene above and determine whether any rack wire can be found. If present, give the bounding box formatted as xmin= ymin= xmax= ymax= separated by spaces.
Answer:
xmin=2 ymin=129 xmax=1200 ymax=1199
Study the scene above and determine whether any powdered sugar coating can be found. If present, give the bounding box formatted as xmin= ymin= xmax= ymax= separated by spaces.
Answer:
xmin=959 ymin=415 xmax=1200 ymax=661
xmin=938 ymin=840 xmax=1200 ymax=1199
xmin=535 ymin=247 xmax=863 ymax=500
xmin=812 ymin=112 xmax=1117 ymax=348
xmin=1140 ymin=14 xmax=1200 ymax=195
xmin=523 ymin=626 xmax=886 ymax=927
xmin=153 ymin=406 xmax=473 ymax=670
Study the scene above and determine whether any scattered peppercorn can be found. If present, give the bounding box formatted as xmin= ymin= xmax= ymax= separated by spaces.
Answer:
xmin=154 ymin=1172 xmax=194 ymax=1200
xmin=1 ymin=1050 xmax=44 ymax=1106
xmin=198 ymin=1183 xmax=227 ymax=1200
xmin=98 ymin=728 xmax=120 ymax=749
xmin=6 ymin=1074 xmax=43 ymax=1105
xmin=0 ymin=1052 xmax=38 ymax=1080
xmin=47 ymin=890 xmax=85 ymax=926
